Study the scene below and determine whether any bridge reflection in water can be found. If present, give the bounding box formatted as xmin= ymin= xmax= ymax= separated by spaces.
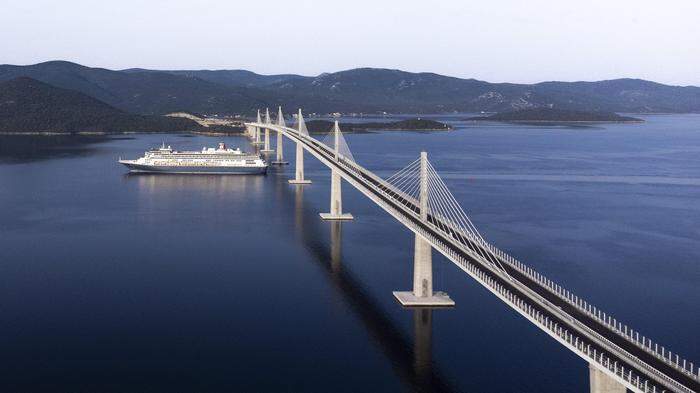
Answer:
xmin=288 ymin=183 xmax=457 ymax=393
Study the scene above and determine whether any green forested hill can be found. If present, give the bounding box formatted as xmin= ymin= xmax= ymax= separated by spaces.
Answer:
xmin=0 ymin=77 xmax=201 ymax=133
xmin=2 ymin=61 xmax=700 ymax=115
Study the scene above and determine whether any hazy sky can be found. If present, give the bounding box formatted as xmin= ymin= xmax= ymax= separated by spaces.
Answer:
xmin=3 ymin=0 xmax=699 ymax=85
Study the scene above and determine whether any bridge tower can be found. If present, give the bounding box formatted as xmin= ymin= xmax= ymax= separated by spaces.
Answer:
xmin=271 ymin=106 xmax=289 ymax=165
xmin=320 ymin=121 xmax=353 ymax=220
xmin=252 ymin=109 xmax=263 ymax=146
xmin=261 ymin=108 xmax=274 ymax=153
xmin=289 ymin=108 xmax=312 ymax=184
xmin=394 ymin=152 xmax=454 ymax=307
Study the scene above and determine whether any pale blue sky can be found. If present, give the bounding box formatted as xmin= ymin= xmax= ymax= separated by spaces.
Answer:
xmin=2 ymin=0 xmax=699 ymax=85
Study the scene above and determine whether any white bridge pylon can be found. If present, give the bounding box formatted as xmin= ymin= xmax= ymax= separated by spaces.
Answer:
xmin=288 ymin=108 xmax=312 ymax=184
xmin=319 ymin=121 xmax=354 ymax=220
xmin=251 ymin=109 xmax=263 ymax=145
xmin=261 ymin=108 xmax=274 ymax=153
xmin=380 ymin=152 xmax=512 ymax=281
xmin=271 ymin=106 xmax=289 ymax=165
xmin=391 ymin=152 xmax=454 ymax=307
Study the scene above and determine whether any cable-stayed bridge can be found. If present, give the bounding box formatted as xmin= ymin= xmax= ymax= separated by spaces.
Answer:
xmin=246 ymin=108 xmax=699 ymax=393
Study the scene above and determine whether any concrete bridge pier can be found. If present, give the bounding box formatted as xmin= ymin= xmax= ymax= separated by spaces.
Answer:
xmin=272 ymin=106 xmax=288 ymax=164
xmin=252 ymin=110 xmax=264 ymax=146
xmin=261 ymin=127 xmax=274 ymax=153
xmin=272 ymin=131 xmax=288 ymax=164
xmin=393 ymin=234 xmax=455 ymax=307
xmin=252 ymin=127 xmax=262 ymax=145
xmin=289 ymin=143 xmax=311 ymax=184
xmin=272 ymin=131 xmax=287 ymax=164
xmin=589 ymin=364 xmax=626 ymax=393
xmin=320 ymin=121 xmax=353 ymax=220
xmin=261 ymin=108 xmax=274 ymax=153
xmin=320 ymin=169 xmax=353 ymax=220
xmin=289 ymin=108 xmax=311 ymax=183
xmin=394 ymin=152 xmax=454 ymax=307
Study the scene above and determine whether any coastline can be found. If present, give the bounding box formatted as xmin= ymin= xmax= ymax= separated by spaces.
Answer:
xmin=0 ymin=130 xmax=246 ymax=136
xmin=466 ymin=119 xmax=645 ymax=124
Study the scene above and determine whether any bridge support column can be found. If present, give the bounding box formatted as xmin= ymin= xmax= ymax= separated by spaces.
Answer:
xmin=393 ymin=233 xmax=454 ymax=307
xmin=272 ymin=106 xmax=288 ymax=164
xmin=394 ymin=152 xmax=454 ymax=307
xmin=289 ymin=143 xmax=311 ymax=184
xmin=272 ymin=130 xmax=288 ymax=165
xmin=320 ymin=169 xmax=353 ymax=220
xmin=252 ymin=110 xmax=263 ymax=145
xmin=261 ymin=128 xmax=274 ymax=153
xmin=252 ymin=126 xmax=263 ymax=145
xmin=589 ymin=364 xmax=626 ymax=393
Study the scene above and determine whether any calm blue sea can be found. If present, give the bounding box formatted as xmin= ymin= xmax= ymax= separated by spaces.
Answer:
xmin=0 ymin=114 xmax=698 ymax=392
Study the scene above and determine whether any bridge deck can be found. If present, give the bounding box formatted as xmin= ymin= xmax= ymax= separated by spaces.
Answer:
xmin=250 ymin=122 xmax=698 ymax=393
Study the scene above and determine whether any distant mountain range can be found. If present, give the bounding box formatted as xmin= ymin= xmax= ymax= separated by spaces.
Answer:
xmin=0 ymin=77 xmax=199 ymax=133
xmin=1 ymin=61 xmax=700 ymax=115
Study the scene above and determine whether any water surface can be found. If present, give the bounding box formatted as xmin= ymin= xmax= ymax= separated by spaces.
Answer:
xmin=0 ymin=114 xmax=698 ymax=392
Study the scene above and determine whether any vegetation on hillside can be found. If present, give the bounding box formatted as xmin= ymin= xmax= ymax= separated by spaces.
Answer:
xmin=1 ymin=61 xmax=699 ymax=115
xmin=0 ymin=77 xmax=202 ymax=133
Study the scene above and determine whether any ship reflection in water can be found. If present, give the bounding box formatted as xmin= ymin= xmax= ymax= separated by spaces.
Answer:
xmin=124 ymin=173 xmax=267 ymax=226
xmin=124 ymin=172 xmax=266 ymax=193
xmin=288 ymin=184 xmax=456 ymax=393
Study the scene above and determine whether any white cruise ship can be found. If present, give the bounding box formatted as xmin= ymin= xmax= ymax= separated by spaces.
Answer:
xmin=118 ymin=142 xmax=267 ymax=174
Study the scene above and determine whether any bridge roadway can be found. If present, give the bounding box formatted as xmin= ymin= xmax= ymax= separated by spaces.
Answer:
xmin=249 ymin=121 xmax=698 ymax=393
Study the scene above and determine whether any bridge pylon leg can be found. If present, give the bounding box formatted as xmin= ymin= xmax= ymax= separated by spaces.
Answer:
xmin=394 ymin=151 xmax=454 ymax=307
xmin=320 ymin=169 xmax=353 ymax=220
xmin=252 ymin=110 xmax=264 ymax=145
xmin=252 ymin=126 xmax=263 ymax=146
xmin=272 ymin=130 xmax=288 ymax=165
xmin=393 ymin=233 xmax=455 ymax=307
xmin=289 ymin=142 xmax=311 ymax=184
xmin=589 ymin=364 xmax=626 ymax=393
xmin=261 ymin=128 xmax=274 ymax=153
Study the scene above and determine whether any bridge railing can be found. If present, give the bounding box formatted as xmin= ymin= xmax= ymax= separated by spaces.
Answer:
xmin=327 ymin=138 xmax=699 ymax=390
xmin=349 ymin=165 xmax=687 ymax=392
xmin=249 ymin=121 xmax=699 ymax=385
xmin=482 ymin=241 xmax=699 ymax=381
xmin=347 ymin=159 xmax=692 ymax=391
xmin=409 ymin=217 xmax=692 ymax=393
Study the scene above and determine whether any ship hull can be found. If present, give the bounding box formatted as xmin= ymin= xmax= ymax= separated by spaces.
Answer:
xmin=120 ymin=162 xmax=267 ymax=175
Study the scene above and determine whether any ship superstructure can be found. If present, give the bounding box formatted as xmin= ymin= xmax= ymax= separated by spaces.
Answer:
xmin=119 ymin=142 xmax=267 ymax=174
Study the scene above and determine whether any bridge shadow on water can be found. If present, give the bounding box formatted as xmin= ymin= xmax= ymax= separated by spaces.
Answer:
xmin=279 ymin=179 xmax=459 ymax=393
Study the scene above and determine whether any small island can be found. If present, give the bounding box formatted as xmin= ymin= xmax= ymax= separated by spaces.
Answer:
xmin=466 ymin=108 xmax=643 ymax=123
xmin=305 ymin=118 xmax=451 ymax=133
